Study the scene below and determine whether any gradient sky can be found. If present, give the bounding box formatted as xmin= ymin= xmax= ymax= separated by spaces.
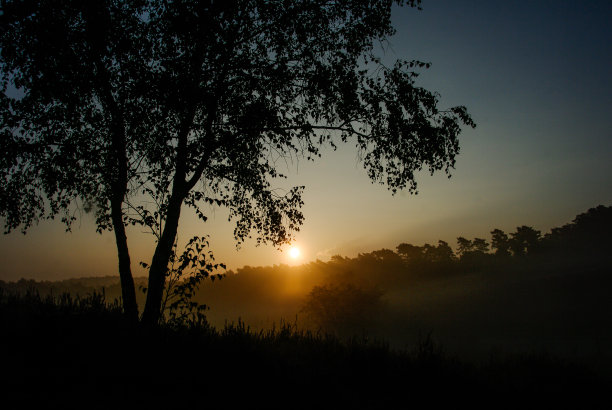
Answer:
xmin=1 ymin=0 xmax=611 ymax=281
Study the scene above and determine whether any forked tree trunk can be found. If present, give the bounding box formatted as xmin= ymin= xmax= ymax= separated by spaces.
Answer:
xmin=110 ymin=196 xmax=139 ymax=322
xmin=140 ymin=106 xmax=197 ymax=325
xmin=141 ymin=196 xmax=183 ymax=325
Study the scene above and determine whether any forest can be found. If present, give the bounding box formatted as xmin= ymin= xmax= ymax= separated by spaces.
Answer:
xmin=4 ymin=205 xmax=611 ymax=363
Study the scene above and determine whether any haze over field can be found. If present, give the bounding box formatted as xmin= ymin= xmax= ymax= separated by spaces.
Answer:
xmin=5 ymin=206 xmax=611 ymax=366
xmin=1 ymin=0 xmax=611 ymax=282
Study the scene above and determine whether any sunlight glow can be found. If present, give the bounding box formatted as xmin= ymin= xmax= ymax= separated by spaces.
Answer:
xmin=289 ymin=246 xmax=301 ymax=259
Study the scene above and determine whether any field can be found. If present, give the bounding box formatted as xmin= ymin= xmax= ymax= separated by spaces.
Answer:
xmin=0 ymin=290 xmax=608 ymax=409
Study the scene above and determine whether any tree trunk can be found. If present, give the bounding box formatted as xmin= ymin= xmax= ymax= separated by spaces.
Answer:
xmin=141 ymin=196 xmax=183 ymax=325
xmin=110 ymin=196 xmax=139 ymax=322
xmin=82 ymin=2 xmax=138 ymax=322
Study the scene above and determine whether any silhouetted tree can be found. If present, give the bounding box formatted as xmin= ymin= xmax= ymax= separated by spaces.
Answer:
xmin=436 ymin=240 xmax=455 ymax=262
xmin=396 ymin=243 xmax=424 ymax=264
xmin=472 ymin=238 xmax=489 ymax=254
xmin=1 ymin=0 xmax=474 ymax=324
xmin=423 ymin=240 xmax=455 ymax=263
xmin=509 ymin=226 xmax=541 ymax=257
xmin=544 ymin=205 xmax=612 ymax=256
xmin=370 ymin=249 xmax=403 ymax=264
xmin=456 ymin=237 xmax=472 ymax=257
xmin=456 ymin=236 xmax=488 ymax=264
xmin=491 ymin=228 xmax=511 ymax=257
xmin=330 ymin=255 xmax=348 ymax=264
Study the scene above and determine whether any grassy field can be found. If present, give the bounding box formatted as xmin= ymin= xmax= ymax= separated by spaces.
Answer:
xmin=0 ymin=290 xmax=609 ymax=409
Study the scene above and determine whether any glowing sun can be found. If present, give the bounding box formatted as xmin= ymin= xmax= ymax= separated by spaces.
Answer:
xmin=288 ymin=246 xmax=301 ymax=259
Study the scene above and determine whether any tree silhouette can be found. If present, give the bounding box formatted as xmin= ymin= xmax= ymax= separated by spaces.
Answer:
xmin=471 ymin=238 xmax=489 ymax=254
xmin=1 ymin=0 xmax=474 ymax=324
xmin=396 ymin=243 xmax=424 ymax=264
xmin=544 ymin=205 xmax=612 ymax=256
xmin=422 ymin=240 xmax=455 ymax=263
xmin=509 ymin=226 xmax=541 ymax=257
xmin=369 ymin=248 xmax=403 ymax=264
xmin=456 ymin=236 xmax=488 ymax=262
xmin=456 ymin=236 xmax=472 ymax=257
xmin=491 ymin=228 xmax=511 ymax=257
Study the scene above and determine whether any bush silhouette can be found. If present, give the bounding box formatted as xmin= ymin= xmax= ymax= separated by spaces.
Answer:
xmin=301 ymin=283 xmax=385 ymax=337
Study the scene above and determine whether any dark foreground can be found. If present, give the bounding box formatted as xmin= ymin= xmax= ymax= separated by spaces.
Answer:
xmin=0 ymin=291 xmax=608 ymax=409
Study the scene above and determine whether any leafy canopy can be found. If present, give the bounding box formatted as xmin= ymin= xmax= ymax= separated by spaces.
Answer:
xmin=1 ymin=0 xmax=474 ymax=250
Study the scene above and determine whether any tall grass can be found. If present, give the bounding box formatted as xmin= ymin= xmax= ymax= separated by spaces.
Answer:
xmin=0 ymin=290 xmax=608 ymax=409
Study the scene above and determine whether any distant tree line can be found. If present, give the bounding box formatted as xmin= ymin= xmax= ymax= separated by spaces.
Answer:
xmin=299 ymin=205 xmax=612 ymax=334
xmin=2 ymin=205 xmax=610 ymax=334
xmin=0 ymin=276 xmax=148 ymax=306
xmin=374 ymin=205 xmax=612 ymax=269
xmin=4 ymin=204 xmax=611 ymax=291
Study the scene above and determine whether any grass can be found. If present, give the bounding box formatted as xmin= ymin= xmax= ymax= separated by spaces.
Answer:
xmin=0 ymin=290 xmax=608 ymax=409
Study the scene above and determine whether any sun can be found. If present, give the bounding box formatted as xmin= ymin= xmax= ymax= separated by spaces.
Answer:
xmin=289 ymin=246 xmax=301 ymax=259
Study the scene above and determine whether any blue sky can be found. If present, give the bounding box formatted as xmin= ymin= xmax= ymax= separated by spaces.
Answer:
xmin=1 ymin=0 xmax=611 ymax=280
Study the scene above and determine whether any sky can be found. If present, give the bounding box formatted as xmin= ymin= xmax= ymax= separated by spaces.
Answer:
xmin=1 ymin=0 xmax=611 ymax=281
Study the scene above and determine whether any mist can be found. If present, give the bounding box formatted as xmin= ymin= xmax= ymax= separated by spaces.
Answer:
xmin=5 ymin=205 xmax=611 ymax=370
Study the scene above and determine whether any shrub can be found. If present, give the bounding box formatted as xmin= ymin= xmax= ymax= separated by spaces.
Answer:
xmin=301 ymin=283 xmax=385 ymax=337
